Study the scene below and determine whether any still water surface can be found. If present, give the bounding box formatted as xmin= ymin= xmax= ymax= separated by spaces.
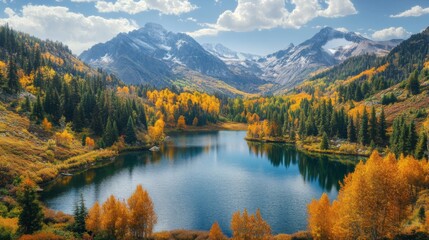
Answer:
xmin=41 ymin=131 xmax=357 ymax=235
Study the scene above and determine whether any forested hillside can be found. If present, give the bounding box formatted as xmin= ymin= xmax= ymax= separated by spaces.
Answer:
xmin=0 ymin=26 xmax=224 ymax=188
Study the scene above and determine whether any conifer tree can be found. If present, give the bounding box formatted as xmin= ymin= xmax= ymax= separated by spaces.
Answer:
xmin=347 ymin=117 xmax=357 ymax=143
xmin=125 ymin=116 xmax=137 ymax=144
xmin=369 ymin=106 xmax=377 ymax=144
xmin=73 ymin=194 xmax=87 ymax=235
xmin=415 ymin=132 xmax=428 ymax=159
xmin=407 ymin=70 xmax=420 ymax=95
xmin=6 ymin=58 xmax=20 ymax=94
xmin=407 ymin=120 xmax=418 ymax=154
xmin=17 ymin=179 xmax=44 ymax=234
xmin=359 ymin=108 xmax=369 ymax=145
xmin=31 ymin=94 xmax=44 ymax=123
xmin=320 ymin=131 xmax=329 ymax=150
xmin=103 ymin=117 xmax=118 ymax=146
xmin=378 ymin=108 xmax=387 ymax=146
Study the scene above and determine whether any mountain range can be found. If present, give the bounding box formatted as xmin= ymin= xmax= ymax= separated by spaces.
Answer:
xmin=80 ymin=24 xmax=402 ymax=95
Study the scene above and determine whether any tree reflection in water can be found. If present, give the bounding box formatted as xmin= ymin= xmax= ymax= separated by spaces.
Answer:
xmin=246 ymin=141 xmax=357 ymax=191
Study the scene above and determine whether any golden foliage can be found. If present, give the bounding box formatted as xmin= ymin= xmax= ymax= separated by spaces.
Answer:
xmin=42 ymin=52 xmax=64 ymax=66
xmin=85 ymin=137 xmax=95 ymax=149
xmin=117 ymin=86 xmax=130 ymax=94
xmin=177 ymin=115 xmax=186 ymax=129
xmin=148 ymin=118 xmax=165 ymax=143
xmin=87 ymin=185 xmax=157 ymax=239
xmin=231 ymin=209 xmax=271 ymax=240
xmin=209 ymin=221 xmax=226 ymax=240
xmin=19 ymin=232 xmax=65 ymax=240
xmin=308 ymin=193 xmax=333 ymax=240
xmin=0 ymin=216 xmax=18 ymax=233
xmin=86 ymin=201 xmax=101 ymax=235
xmin=127 ymin=184 xmax=157 ymax=239
xmin=307 ymin=151 xmax=429 ymax=239
xmin=42 ymin=118 xmax=53 ymax=132
xmin=55 ymin=130 xmax=74 ymax=147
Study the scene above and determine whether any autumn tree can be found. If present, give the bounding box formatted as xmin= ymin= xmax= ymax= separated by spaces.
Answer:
xmin=148 ymin=118 xmax=165 ymax=143
xmin=177 ymin=115 xmax=186 ymax=130
xmin=42 ymin=117 xmax=52 ymax=131
xmin=231 ymin=209 xmax=271 ymax=240
xmin=192 ymin=117 xmax=199 ymax=127
xmin=127 ymin=184 xmax=157 ymax=239
xmin=209 ymin=221 xmax=226 ymax=240
xmin=17 ymin=179 xmax=44 ymax=234
xmin=308 ymin=193 xmax=333 ymax=240
xmin=324 ymin=152 xmax=411 ymax=239
xmin=86 ymin=201 xmax=101 ymax=236
xmin=101 ymin=195 xmax=129 ymax=239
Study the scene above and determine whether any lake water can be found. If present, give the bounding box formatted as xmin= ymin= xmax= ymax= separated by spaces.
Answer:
xmin=41 ymin=131 xmax=357 ymax=235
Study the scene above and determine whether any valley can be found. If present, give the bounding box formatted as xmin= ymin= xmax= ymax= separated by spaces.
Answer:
xmin=0 ymin=10 xmax=429 ymax=240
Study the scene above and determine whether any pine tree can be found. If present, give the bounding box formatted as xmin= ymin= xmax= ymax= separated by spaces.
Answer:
xmin=407 ymin=70 xmax=420 ymax=95
xmin=407 ymin=120 xmax=418 ymax=154
xmin=369 ymin=106 xmax=377 ymax=144
xmin=359 ymin=108 xmax=370 ymax=146
xmin=347 ymin=117 xmax=357 ymax=143
xmin=17 ymin=179 xmax=44 ymax=234
xmin=73 ymin=194 xmax=87 ymax=234
xmin=6 ymin=58 xmax=20 ymax=94
xmin=31 ymin=94 xmax=44 ymax=124
xmin=103 ymin=117 xmax=118 ymax=147
xmin=415 ymin=132 xmax=428 ymax=159
xmin=125 ymin=116 xmax=137 ymax=144
xmin=378 ymin=108 xmax=387 ymax=146
xmin=320 ymin=131 xmax=329 ymax=150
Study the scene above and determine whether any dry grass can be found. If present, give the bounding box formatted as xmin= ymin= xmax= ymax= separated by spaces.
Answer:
xmin=0 ymin=102 xmax=117 ymax=186
xmin=153 ymin=230 xmax=209 ymax=240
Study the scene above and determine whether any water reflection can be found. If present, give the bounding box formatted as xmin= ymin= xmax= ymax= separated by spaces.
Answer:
xmin=41 ymin=131 xmax=359 ymax=235
xmin=246 ymin=142 xmax=356 ymax=191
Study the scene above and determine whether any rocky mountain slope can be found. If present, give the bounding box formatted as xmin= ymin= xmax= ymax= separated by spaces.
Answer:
xmin=80 ymin=23 xmax=265 ymax=95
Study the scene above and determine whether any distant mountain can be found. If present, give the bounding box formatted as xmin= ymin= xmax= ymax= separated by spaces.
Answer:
xmin=256 ymin=27 xmax=402 ymax=88
xmin=80 ymin=23 xmax=265 ymax=94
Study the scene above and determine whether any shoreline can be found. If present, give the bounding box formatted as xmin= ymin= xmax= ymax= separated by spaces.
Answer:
xmin=245 ymin=136 xmax=371 ymax=157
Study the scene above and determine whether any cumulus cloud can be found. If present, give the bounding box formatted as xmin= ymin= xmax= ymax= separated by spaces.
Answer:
xmin=95 ymin=0 xmax=197 ymax=15
xmin=371 ymin=27 xmax=410 ymax=41
xmin=390 ymin=5 xmax=429 ymax=18
xmin=335 ymin=27 xmax=349 ymax=33
xmin=188 ymin=0 xmax=357 ymax=37
xmin=0 ymin=5 xmax=138 ymax=54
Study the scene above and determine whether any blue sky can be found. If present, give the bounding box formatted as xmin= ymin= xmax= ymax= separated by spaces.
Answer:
xmin=1 ymin=0 xmax=428 ymax=55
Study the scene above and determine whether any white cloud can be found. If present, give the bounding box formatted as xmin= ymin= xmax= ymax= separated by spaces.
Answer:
xmin=188 ymin=0 xmax=357 ymax=37
xmin=0 ymin=5 xmax=138 ymax=54
xmin=390 ymin=5 xmax=429 ymax=18
xmin=371 ymin=27 xmax=410 ymax=41
xmin=95 ymin=0 xmax=197 ymax=15
xmin=70 ymin=0 xmax=97 ymax=2
xmin=335 ymin=27 xmax=349 ymax=33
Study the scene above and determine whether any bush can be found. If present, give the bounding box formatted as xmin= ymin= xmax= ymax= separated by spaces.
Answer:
xmin=19 ymin=232 xmax=65 ymax=240
xmin=0 ymin=226 xmax=12 ymax=240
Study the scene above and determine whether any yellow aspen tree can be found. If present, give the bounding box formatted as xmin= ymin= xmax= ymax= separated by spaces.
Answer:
xmin=308 ymin=193 xmax=333 ymax=240
xmin=85 ymin=201 xmax=101 ymax=236
xmin=209 ymin=221 xmax=226 ymax=240
xmin=177 ymin=115 xmax=186 ymax=129
xmin=127 ymin=185 xmax=157 ymax=239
